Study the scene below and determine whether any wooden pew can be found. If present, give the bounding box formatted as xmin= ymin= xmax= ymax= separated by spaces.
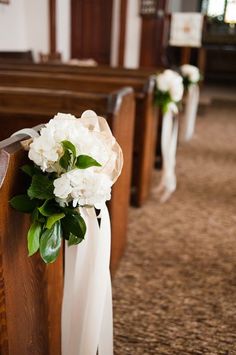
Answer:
xmin=0 ymin=69 xmax=157 ymax=206
xmin=0 ymin=51 xmax=33 ymax=64
xmin=0 ymin=134 xmax=62 ymax=354
xmin=0 ymin=86 xmax=135 ymax=274
xmin=0 ymin=62 xmax=158 ymax=78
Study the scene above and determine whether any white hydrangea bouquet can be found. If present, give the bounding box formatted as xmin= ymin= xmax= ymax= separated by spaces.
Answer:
xmin=180 ymin=64 xmax=201 ymax=90
xmin=10 ymin=110 xmax=123 ymax=263
xmin=154 ymin=69 xmax=184 ymax=113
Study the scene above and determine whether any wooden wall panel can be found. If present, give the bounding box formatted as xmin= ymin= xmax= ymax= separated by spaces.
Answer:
xmin=140 ymin=0 xmax=169 ymax=68
xmin=71 ymin=0 xmax=113 ymax=64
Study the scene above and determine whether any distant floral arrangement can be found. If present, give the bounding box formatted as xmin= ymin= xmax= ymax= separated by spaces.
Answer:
xmin=154 ymin=69 xmax=184 ymax=113
xmin=10 ymin=111 xmax=123 ymax=263
xmin=180 ymin=64 xmax=201 ymax=89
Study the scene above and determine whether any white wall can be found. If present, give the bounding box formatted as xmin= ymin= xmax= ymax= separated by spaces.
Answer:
xmin=24 ymin=0 xmax=49 ymax=61
xmin=111 ymin=0 xmax=120 ymax=67
xmin=124 ymin=0 xmax=141 ymax=68
xmin=0 ymin=0 xmax=27 ymax=50
xmin=57 ymin=0 xmax=71 ymax=61
xmin=0 ymin=0 xmax=48 ymax=61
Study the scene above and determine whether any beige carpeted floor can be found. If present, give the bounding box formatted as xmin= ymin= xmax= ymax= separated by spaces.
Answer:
xmin=112 ymin=98 xmax=236 ymax=355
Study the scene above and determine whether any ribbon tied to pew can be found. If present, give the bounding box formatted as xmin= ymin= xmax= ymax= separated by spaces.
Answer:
xmin=10 ymin=110 xmax=123 ymax=355
xmin=154 ymin=69 xmax=184 ymax=202
xmin=180 ymin=64 xmax=201 ymax=141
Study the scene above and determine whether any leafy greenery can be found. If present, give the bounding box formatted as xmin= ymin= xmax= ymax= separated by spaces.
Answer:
xmin=21 ymin=164 xmax=41 ymax=177
xmin=154 ymin=90 xmax=172 ymax=114
xmin=59 ymin=140 xmax=77 ymax=170
xmin=38 ymin=199 xmax=60 ymax=217
xmin=39 ymin=221 xmax=62 ymax=263
xmin=27 ymin=174 xmax=54 ymax=200
xmin=10 ymin=194 xmax=38 ymax=213
xmin=9 ymin=137 xmax=104 ymax=263
xmin=27 ymin=221 xmax=42 ymax=256
xmin=46 ymin=213 xmax=65 ymax=229
xmin=61 ymin=213 xmax=86 ymax=243
xmin=75 ymin=155 xmax=101 ymax=169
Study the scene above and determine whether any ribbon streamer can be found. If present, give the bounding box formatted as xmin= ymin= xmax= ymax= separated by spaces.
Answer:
xmin=156 ymin=104 xmax=179 ymax=203
xmin=61 ymin=204 xmax=113 ymax=355
xmin=182 ymin=84 xmax=199 ymax=141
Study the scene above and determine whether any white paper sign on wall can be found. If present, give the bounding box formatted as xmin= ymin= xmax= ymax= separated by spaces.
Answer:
xmin=169 ymin=13 xmax=204 ymax=48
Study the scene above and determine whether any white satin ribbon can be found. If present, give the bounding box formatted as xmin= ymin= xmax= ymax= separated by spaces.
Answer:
xmin=182 ymin=84 xmax=199 ymax=141
xmin=156 ymin=104 xmax=179 ymax=203
xmin=11 ymin=128 xmax=40 ymax=138
xmin=61 ymin=204 xmax=113 ymax=355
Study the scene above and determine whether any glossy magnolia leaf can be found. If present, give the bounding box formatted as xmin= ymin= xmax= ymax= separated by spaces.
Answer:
xmin=27 ymin=174 xmax=54 ymax=200
xmin=59 ymin=149 xmax=72 ymax=170
xmin=68 ymin=233 xmax=84 ymax=246
xmin=21 ymin=164 xmax=41 ymax=177
xmin=75 ymin=155 xmax=101 ymax=169
xmin=46 ymin=213 xmax=65 ymax=229
xmin=61 ymin=140 xmax=76 ymax=159
xmin=40 ymin=221 xmax=62 ymax=263
xmin=27 ymin=221 xmax=42 ymax=256
xmin=10 ymin=194 xmax=38 ymax=213
xmin=61 ymin=213 xmax=86 ymax=241
xmin=38 ymin=199 xmax=59 ymax=217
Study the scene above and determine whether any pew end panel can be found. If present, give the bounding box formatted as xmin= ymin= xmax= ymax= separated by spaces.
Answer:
xmin=0 ymin=139 xmax=63 ymax=355
xmin=132 ymin=76 xmax=158 ymax=206
xmin=106 ymin=87 xmax=135 ymax=275
xmin=0 ymin=86 xmax=135 ymax=274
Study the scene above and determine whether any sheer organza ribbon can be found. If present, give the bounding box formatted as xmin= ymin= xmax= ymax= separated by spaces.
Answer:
xmin=182 ymin=84 xmax=199 ymax=141
xmin=62 ymin=205 xmax=113 ymax=355
xmin=156 ymin=103 xmax=179 ymax=203
xmin=12 ymin=111 xmax=123 ymax=355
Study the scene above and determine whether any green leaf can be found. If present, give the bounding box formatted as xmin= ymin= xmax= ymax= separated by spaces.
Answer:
xmin=68 ymin=233 xmax=84 ymax=246
xmin=38 ymin=199 xmax=59 ymax=217
xmin=61 ymin=140 xmax=76 ymax=158
xmin=59 ymin=149 xmax=72 ymax=170
xmin=27 ymin=174 xmax=54 ymax=200
xmin=27 ymin=221 xmax=42 ymax=256
xmin=75 ymin=155 xmax=101 ymax=169
xmin=10 ymin=194 xmax=38 ymax=213
xmin=46 ymin=213 xmax=65 ymax=229
xmin=21 ymin=164 xmax=41 ymax=177
xmin=40 ymin=221 xmax=62 ymax=263
xmin=61 ymin=213 xmax=86 ymax=241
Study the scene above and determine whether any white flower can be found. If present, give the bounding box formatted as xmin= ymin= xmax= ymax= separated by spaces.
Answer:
xmin=156 ymin=69 xmax=184 ymax=102
xmin=53 ymin=169 xmax=112 ymax=208
xmin=169 ymin=75 xmax=184 ymax=102
xmin=29 ymin=110 xmax=123 ymax=208
xmin=53 ymin=173 xmax=73 ymax=200
xmin=28 ymin=112 xmax=111 ymax=173
xmin=180 ymin=64 xmax=200 ymax=83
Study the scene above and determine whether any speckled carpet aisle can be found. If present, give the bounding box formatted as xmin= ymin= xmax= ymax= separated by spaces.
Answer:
xmin=112 ymin=100 xmax=236 ymax=355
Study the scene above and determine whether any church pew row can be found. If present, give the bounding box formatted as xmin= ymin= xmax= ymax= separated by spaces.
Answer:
xmin=0 ymin=69 xmax=157 ymax=206
xmin=0 ymin=135 xmax=62 ymax=354
xmin=0 ymin=86 xmax=135 ymax=274
xmin=0 ymin=62 xmax=159 ymax=78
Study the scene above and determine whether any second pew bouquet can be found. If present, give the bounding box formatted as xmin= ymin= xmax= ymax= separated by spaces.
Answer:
xmin=154 ymin=69 xmax=184 ymax=113
xmin=10 ymin=110 xmax=123 ymax=263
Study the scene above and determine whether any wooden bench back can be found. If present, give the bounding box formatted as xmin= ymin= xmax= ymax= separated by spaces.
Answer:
xmin=0 ymin=62 xmax=158 ymax=78
xmin=0 ymin=69 xmax=158 ymax=206
xmin=0 ymin=70 xmax=151 ymax=94
xmin=0 ymin=86 xmax=135 ymax=273
xmin=0 ymin=51 xmax=33 ymax=64
xmin=0 ymin=136 xmax=62 ymax=354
